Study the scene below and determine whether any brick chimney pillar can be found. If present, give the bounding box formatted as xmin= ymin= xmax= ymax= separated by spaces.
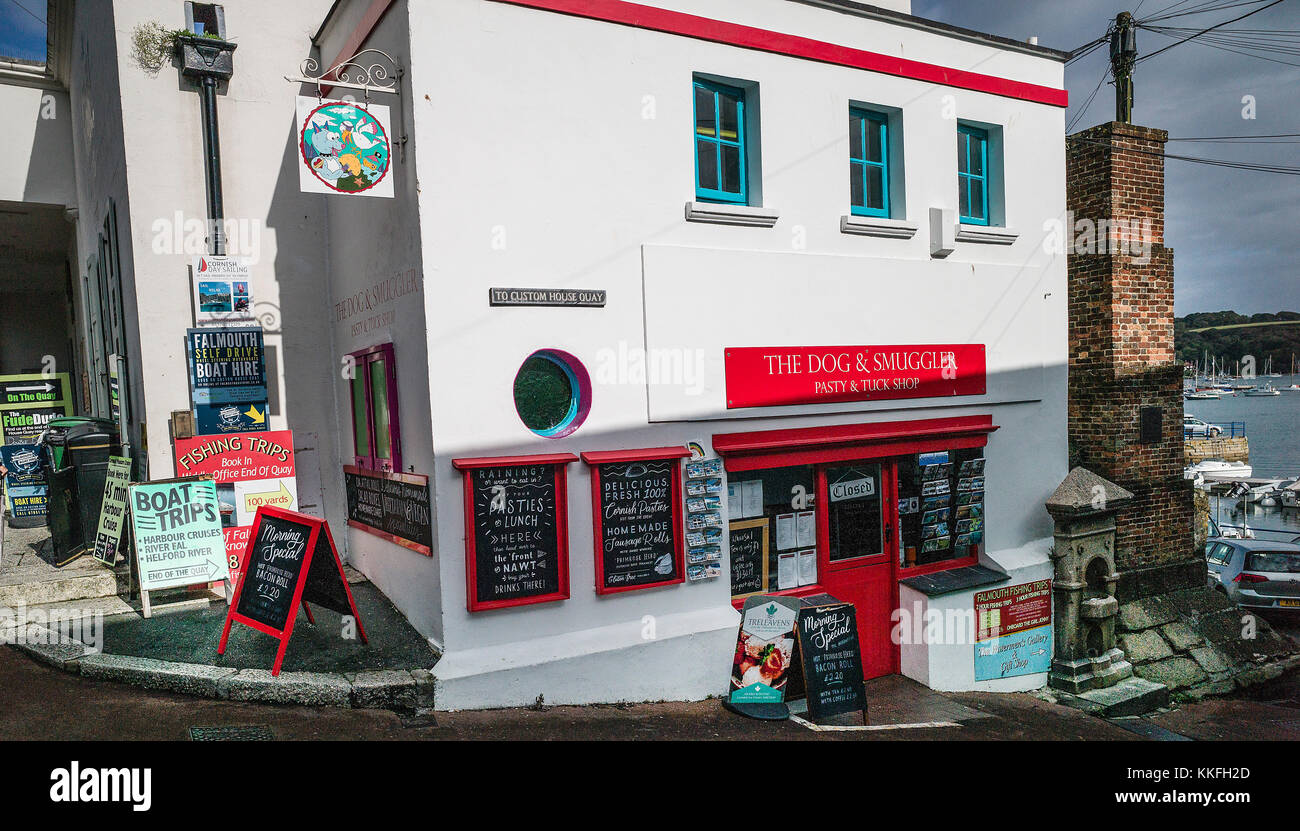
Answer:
xmin=1066 ymin=122 xmax=1198 ymax=598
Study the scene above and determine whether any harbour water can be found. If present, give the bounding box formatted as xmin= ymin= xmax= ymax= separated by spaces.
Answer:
xmin=1189 ymin=374 xmax=1300 ymax=542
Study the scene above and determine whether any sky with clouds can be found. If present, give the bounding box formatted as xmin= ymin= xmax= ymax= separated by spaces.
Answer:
xmin=913 ymin=0 xmax=1299 ymax=316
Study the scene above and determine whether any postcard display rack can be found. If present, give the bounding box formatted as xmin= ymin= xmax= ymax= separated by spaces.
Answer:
xmin=909 ymin=454 xmax=985 ymax=565
xmin=683 ymin=458 xmax=725 ymax=582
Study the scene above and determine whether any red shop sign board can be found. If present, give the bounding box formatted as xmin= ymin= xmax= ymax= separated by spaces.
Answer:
xmin=724 ymin=345 xmax=986 ymax=409
xmin=974 ymin=579 xmax=1052 ymax=641
xmin=218 ymin=506 xmax=367 ymax=676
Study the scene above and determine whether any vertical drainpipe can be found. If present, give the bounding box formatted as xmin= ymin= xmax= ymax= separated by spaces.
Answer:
xmin=200 ymin=75 xmax=226 ymax=255
xmin=177 ymin=33 xmax=238 ymax=256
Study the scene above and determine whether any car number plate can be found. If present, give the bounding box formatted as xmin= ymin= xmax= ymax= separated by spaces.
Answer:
xmin=1278 ymin=599 xmax=1300 ymax=608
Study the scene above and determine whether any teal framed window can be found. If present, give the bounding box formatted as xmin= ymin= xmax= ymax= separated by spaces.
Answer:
xmin=849 ymin=108 xmax=889 ymax=218
xmin=957 ymin=123 xmax=989 ymax=225
xmin=513 ymin=349 xmax=591 ymax=439
xmin=693 ymin=79 xmax=747 ymax=204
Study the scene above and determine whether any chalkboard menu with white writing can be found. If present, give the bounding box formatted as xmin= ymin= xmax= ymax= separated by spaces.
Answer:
xmin=796 ymin=600 xmax=867 ymax=723
xmin=729 ymin=519 xmax=768 ymax=598
xmin=594 ymin=460 xmax=682 ymax=592
xmin=468 ymin=463 xmax=567 ymax=609
xmin=344 ymin=466 xmax=433 ymax=555
xmin=236 ymin=512 xmax=312 ymax=631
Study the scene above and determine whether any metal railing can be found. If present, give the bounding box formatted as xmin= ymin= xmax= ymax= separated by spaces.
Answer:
xmin=1185 ymin=421 xmax=1246 ymax=439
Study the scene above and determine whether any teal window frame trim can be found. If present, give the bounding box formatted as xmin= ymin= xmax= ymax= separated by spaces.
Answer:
xmin=957 ymin=123 xmax=989 ymax=226
xmin=693 ymin=79 xmax=748 ymax=205
xmin=849 ymin=108 xmax=890 ymax=218
xmin=531 ymin=353 xmax=580 ymax=438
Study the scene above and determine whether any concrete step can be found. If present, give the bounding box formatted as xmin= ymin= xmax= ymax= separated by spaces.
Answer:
xmin=0 ymin=568 xmax=122 ymax=608
xmin=1056 ymin=676 xmax=1170 ymax=718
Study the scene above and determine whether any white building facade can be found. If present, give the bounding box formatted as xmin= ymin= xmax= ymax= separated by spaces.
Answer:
xmin=5 ymin=0 xmax=1069 ymax=709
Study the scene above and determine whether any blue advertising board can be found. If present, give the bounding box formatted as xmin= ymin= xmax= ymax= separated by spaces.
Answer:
xmin=1 ymin=443 xmax=47 ymax=519
xmin=187 ymin=327 xmax=268 ymax=434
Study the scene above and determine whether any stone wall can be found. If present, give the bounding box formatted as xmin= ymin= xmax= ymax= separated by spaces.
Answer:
xmin=1185 ymin=436 xmax=1249 ymax=464
xmin=1119 ymin=589 xmax=1298 ymax=700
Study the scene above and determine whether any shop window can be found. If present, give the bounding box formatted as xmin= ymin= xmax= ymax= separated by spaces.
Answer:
xmin=957 ymin=123 xmax=989 ymax=225
xmin=897 ymin=448 xmax=984 ymax=568
xmin=826 ymin=463 xmax=884 ymax=561
xmin=693 ymin=78 xmax=749 ymax=205
xmin=348 ymin=343 xmax=401 ymax=472
xmin=849 ymin=108 xmax=889 ymax=218
xmin=513 ymin=349 xmax=591 ymax=439
xmin=727 ymin=465 xmax=818 ymax=595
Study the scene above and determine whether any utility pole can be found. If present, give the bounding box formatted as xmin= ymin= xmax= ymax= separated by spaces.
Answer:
xmin=1110 ymin=11 xmax=1138 ymax=123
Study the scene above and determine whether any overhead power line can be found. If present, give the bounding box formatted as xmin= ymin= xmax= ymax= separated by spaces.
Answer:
xmin=1138 ymin=0 xmax=1287 ymax=61
xmin=1067 ymin=136 xmax=1300 ymax=175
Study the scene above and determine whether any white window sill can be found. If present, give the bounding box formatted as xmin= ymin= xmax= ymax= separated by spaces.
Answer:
xmin=684 ymin=201 xmax=779 ymax=227
xmin=955 ymin=224 xmax=1019 ymax=245
xmin=839 ymin=214 xmax=918 ymax=239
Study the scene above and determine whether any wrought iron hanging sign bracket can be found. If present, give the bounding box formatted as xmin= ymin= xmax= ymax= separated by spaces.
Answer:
xmin=286 ymin=48 xmax=408 ymax=161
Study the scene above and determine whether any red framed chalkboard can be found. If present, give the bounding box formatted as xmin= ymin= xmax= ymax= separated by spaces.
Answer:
xmin=453 ymin=453 xmax=576 ymax=612
xmin=218 ymin=505 xmax=367 ymax=675
xmin=582 ymin=447 xmax=689 ymax=595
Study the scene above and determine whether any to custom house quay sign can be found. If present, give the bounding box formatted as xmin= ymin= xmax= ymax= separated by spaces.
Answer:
xmin=488 ymin=287 xmax=606 ymax=308
xmin=724 ymin=345 xmax=986 ymax=409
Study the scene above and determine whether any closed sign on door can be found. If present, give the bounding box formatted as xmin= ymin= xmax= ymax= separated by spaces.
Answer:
xmin=830 ymin=476 xmax=875 ymax=503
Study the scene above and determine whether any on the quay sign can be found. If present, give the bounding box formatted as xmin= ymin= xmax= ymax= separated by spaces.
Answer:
xmin=724 ymin=344 xmax=986 ymax=409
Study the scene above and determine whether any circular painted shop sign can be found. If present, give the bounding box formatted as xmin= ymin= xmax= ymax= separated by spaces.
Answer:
xmin=299 ymin=101 xmax=391 ymax=194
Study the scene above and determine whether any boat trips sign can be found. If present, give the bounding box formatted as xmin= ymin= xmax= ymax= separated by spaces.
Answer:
xmin=724 ymin=345 xmax=986 ymax=409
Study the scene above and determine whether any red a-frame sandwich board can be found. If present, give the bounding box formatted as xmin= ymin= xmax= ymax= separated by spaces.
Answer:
xmin=218 ymin=505 xmax=367 ymax=676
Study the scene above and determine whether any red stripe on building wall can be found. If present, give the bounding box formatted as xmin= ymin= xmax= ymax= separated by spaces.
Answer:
xmin=486 ymin=0 xmax=1068 ymax=107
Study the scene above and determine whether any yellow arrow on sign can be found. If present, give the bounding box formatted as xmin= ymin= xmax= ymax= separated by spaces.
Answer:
xmin=241 ymin=481 xmax=293 ymax=513
xmin=244 ymin=404 xmax=266 ymax=424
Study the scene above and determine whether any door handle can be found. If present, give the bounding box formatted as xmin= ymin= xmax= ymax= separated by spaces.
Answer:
xmin=884 ymin=524 xmax=894 ymax=545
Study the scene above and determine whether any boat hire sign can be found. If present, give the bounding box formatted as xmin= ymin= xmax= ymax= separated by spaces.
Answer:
xmin=186 ymin=327 xmax=268 ymax=434
xmin=453 ymin=454 xmax=575 ymax=612
xmin=297 ymin=97 xmax=394 ymax=198
xmin=724 ymin=345 xmax=986 ymax=409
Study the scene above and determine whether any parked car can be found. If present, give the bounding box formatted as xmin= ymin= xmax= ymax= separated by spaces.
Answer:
xmin=1184 ymin=415 xmax=1222 ymax=438
xmin=1205 ymin=538 xmax=1300 ymax=610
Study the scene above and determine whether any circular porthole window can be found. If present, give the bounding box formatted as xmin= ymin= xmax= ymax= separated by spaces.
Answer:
xmin=513 ymin=349 xmax=590 ymax=438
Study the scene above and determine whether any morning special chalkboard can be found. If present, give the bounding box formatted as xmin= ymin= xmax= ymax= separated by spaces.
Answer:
xmin=219 ymin=506 xmax=367 ymax=675
xmin=728 ymin=518 xmax=769 ymax=598
xmin=344 ymin=466 xmax=433 ymax=555
xmin=593 ymin=459 xmax=682 ymax=593
xmin=462 ymin=459 xmax=571 ymax=611
xmin=795 ymin=600 xmax=868 ymax=723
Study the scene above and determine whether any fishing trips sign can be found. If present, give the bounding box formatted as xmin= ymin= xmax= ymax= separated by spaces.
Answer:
xmin=219 ymin=506 xmax=367 ymax=676
xmin=453 ymin=453 xmax=575 ymax=612
xmin=173 ymin=430 xmax=297 ymax=586
xmin=724 ymin=345 xmax=986 ymax=409
xmin=583 ymin=448 xmax=688 ymax=594
xmin=186 ymin=327 xmax=268 ymax=434
xmin=973 ymin=579 xmax=1053 ymax=681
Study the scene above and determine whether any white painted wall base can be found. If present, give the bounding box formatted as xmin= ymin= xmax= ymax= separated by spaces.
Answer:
xmin=431 ymin=605 xmax=740 ymax=710
xmin=899 ymin=537 xmax=1054 ymax=693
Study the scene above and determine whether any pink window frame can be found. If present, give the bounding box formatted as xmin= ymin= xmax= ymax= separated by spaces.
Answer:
xmin=347 ymin=343 xmax=402 ymax=473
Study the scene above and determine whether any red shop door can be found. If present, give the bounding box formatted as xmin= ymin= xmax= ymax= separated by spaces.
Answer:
xmin=817 ymin=461 xmax=899 ymax=680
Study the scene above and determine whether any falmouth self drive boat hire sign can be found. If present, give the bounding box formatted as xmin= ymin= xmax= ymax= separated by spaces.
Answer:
xmin=724 ymin=344 xmax=986 ymax=409
xmin=186 ymin=328 xmax=269 ymax=434
xmin=219 ymin=506 xmax=367 ymax=676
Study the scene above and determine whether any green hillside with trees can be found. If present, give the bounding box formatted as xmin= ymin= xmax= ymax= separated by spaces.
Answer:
xmin=1175 ymin=311 xmax=1300 ymax=372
